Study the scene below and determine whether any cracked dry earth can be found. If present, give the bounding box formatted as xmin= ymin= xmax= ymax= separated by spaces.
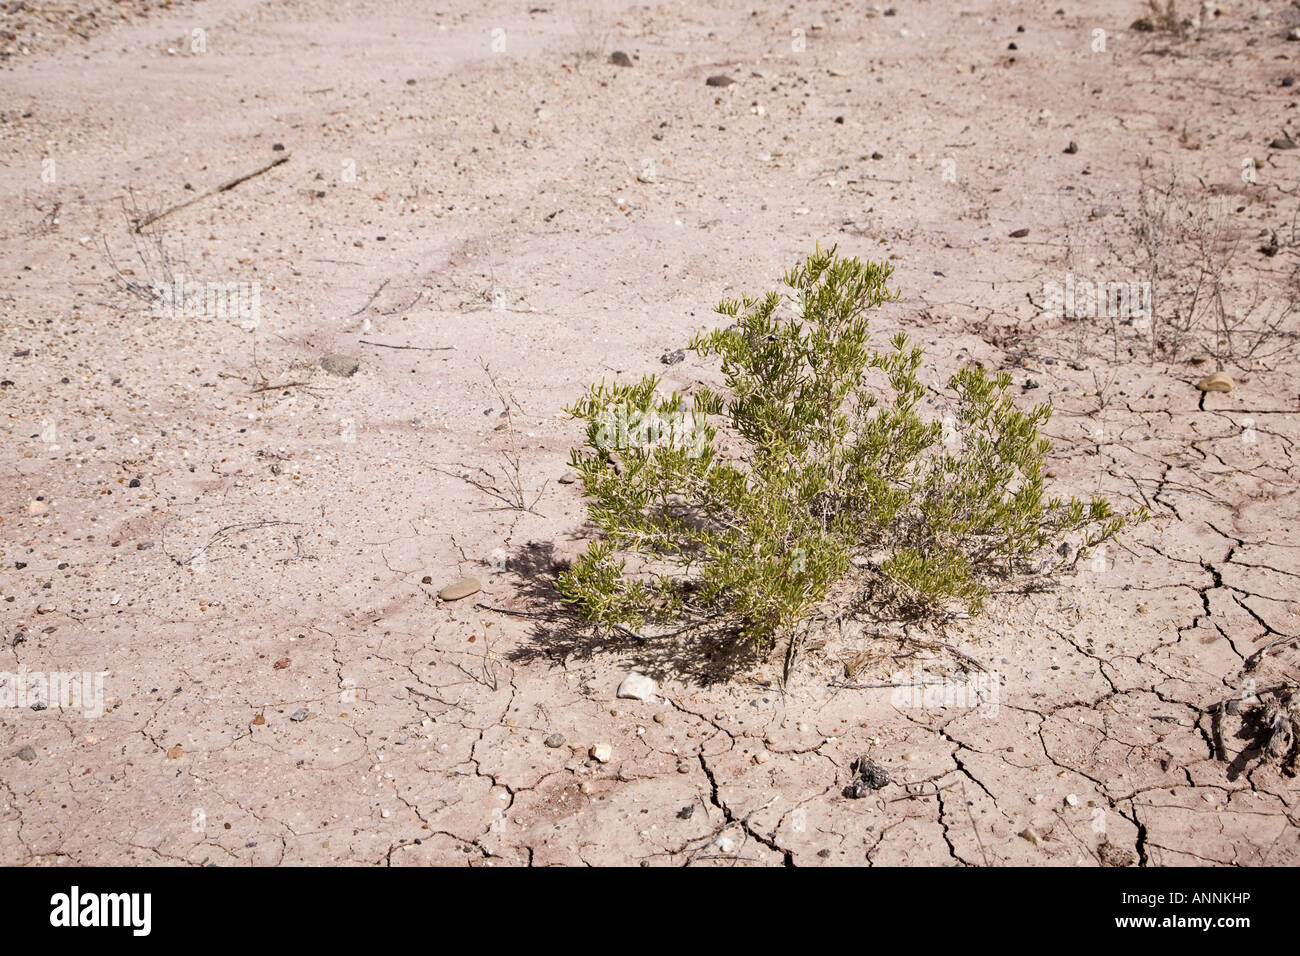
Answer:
xmin=2 ymin=0 xmax=1299 ymax=867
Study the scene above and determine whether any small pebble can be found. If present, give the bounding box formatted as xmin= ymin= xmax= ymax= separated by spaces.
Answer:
xmin=438 ymin=577 xmax=482 ymax=601
xmin=319 ymin=354 xmax=360 ymax=377
xmin=1197 ymin=371 xmax=1234 ymax=393
xmin=617 ymin=672 xmax=658 ymax=701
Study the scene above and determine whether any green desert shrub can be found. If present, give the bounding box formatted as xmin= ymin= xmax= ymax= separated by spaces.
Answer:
xmin=557 ymin=246 xmax=1141 ymax=657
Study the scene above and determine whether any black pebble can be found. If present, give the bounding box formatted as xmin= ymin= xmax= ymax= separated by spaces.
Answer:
xmin=661 ymin=348 xmax=685 ymax=366
xmin=844 ymin=756 xmax=890 ymax=798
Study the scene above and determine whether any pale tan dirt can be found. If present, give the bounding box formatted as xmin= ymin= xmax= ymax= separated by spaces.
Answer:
xmin=1 ymin=0 xmax=1298 ymax=866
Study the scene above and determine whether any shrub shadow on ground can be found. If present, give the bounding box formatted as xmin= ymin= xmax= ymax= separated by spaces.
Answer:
xmin=500 ymin=538 xmax=764 ymax=685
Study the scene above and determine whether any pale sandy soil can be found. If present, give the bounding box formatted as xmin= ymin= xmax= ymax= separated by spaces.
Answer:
xmin=1 ymin=0 xmax=1298 ymax=866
